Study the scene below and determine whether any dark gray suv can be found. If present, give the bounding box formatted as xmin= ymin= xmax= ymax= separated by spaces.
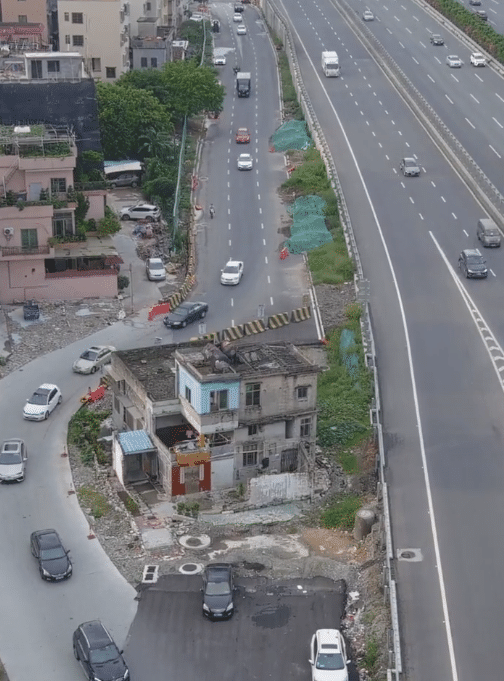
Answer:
xmin=73 ymin=621 xmax=129 ymax=681
xmin=458 ymin=249 xmax=488 ymax=278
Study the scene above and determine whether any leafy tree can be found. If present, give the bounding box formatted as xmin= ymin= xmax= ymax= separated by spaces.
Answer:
xmin=96 ymin=83 xmax=172 ymax=159
xmin=118 ymin=70 xmax=169 ymax=107
xmin=160 ymin=60 xmax=225 ymax=122
xmin=139 ymin=127 xmax=177 ymax=162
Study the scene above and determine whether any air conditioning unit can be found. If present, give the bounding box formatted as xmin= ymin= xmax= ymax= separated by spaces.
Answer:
xmin=4 ymin=227 xmax=14 ymax=237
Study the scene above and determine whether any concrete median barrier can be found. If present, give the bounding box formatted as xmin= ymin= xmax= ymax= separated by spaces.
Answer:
xmin=291 ymin=305 xmax=311 ymax=322
xmin=267 ymin=313 xmax=290 ymax=329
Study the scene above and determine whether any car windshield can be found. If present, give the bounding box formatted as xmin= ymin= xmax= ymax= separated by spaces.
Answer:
xmin=316 ymin=652 xmax=345 ymax=670
xmin=224 ymin=265 xmax=240 ymax=274
xmin=149 ymin=262 xmax=164 ymax=271
xmin=206 ymin=581 xmax=231 ymax=596
xmin=469 ymin=256 xmax=485 ymax=264
xmin=0 ymin=451 xmax=22 ymax=464
xmin=80 ymin=350 xmax=99 ymax=361
xmin=28 ymin=391 xmax=49 ymax=405
xmin=89 ymin=644 xmax=119 ymax=664
xmin=171 ymin=305 xmax=193 ymax=318
xmin=405 ymin=160 xmax=416 ymax=167
xmin=40 ymin=546 xmax=66 ymax=560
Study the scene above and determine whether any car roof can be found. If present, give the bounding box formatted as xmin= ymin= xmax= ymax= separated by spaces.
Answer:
xmin=79 ymin=620 xmax=113 ymax=647
xmin=225 ymin=260 xmax=242 ymax=266
xmin=403 ymin=157 xmax=417 ymax=163
xmin=206 ymin=563 xmax=232 ymax=577
xmin=237 ymin=127 xmax=249 ymax=131
xmin=148 ymin=258 xmax=164 ymax=265
xmin=2 ymin=439 xmax=24 ymax=451
xmin=462 ymin=249 xmax=482 ymax=257
xmin=37 ymin=383 xmax=58 ymax=392
xmin=316 ymin=629 xmax=343 ymax=648
xmin=34 ymin=529 xmax=60 ymax=545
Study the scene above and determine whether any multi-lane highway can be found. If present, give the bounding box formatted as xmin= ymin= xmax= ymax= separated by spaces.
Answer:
xmin=277 ymin=0 xmax=504 ymax=679
xmin=194 ymin=4 xmax=316 ymax=337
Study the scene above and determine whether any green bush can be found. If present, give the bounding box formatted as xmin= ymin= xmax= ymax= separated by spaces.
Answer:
xmin=117 ymin=274 xmax=130 ymax=290
xmin=320 ymin=495 xmax=362 ymax=529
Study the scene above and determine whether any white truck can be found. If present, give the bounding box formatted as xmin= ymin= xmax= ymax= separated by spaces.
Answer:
xmin=321 ymin=51 xmax=340 ymax=77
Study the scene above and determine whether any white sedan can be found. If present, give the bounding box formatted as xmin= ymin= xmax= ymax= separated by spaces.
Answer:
xmin=213 ymin=55 xmax=226 ymax=66
xmin=72 ymin=345 xmax=116 ymax=374
xmin=446 ymin=54 xmax=462 ymax=68
xmin=221 ymin=260 xmax=244 ymax=285
xmin=237 ymin=153 xmax=253 ymax=170
xmin=237 ymin=24 xmax=247 ymax=34
xmin=23 ymin=384 xmax=62 ymax=421
xmin=362 ymin=9 xmax=374 ymax=20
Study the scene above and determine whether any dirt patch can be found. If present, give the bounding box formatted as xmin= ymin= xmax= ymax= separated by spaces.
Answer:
xmin=301 ymin=527 xmax=371 ymax=564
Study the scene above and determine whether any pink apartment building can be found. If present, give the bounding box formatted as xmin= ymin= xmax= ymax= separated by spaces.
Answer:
xmin=0 ymin=124 xmax=119 ymax=303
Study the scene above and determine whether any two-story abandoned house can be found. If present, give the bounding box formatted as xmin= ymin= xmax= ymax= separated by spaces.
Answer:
xmin=0 ymin=121 xmax=120 ymax=302
xmin=108 ymin=340 xmax=321 ymax=499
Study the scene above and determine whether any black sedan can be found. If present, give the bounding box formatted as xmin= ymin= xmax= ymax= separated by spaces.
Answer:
xmin=202 ymin=563 xmax=234 ymax=619
xmin=30 ymin=529 xmax=72 ymax=581
xmin=164 ymin=301 xmax=208 ymax=329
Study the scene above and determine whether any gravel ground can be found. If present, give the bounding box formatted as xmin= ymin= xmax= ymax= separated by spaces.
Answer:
xmin=315 ymin=281 xmax=357 ymax=333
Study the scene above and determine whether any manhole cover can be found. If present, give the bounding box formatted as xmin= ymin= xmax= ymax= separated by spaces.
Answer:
xmin=187 ymin=537 xmax=203 ymax=547
xmin=397 ymin=548 xmax=423 ymax=562
xmin=178 ymin=534 xmax=211 ymax=550
xmin=179 ymin=562 xmax=203 ymax=575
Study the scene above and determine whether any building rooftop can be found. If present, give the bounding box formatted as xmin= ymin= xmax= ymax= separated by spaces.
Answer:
xmin=115 ymin=341 xmax=319 ymax=402
xmin=176 ymin=341 xmax=318 ymax=379
xmin=115 ymin=342 xmax=200 ymax=402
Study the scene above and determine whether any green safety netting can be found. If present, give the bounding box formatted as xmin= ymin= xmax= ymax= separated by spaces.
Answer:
xmin=284 ymin=195 xmax=332 ymax=254
xmin=271 ymin=120 xmax=311 ymax=151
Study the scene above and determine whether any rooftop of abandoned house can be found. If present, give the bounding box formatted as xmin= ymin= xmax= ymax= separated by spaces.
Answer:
xmin=114 ymin=340 xmax=319 ymax=402
xmin=176 ymin=341 xmax=319 ymax=379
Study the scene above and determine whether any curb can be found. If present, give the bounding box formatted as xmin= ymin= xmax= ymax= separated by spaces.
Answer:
xmin=291 ymin=305 xmax=311 ymax=322
xmin=267 ymin=312 xmax=290 ymax=329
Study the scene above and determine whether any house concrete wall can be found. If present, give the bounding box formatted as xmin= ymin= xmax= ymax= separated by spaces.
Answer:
xmin=58 ymin=0 xmax=129 ymax=81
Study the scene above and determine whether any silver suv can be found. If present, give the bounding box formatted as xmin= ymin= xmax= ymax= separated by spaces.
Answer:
xmin=120 ymin=203 xmax=161 ymax=221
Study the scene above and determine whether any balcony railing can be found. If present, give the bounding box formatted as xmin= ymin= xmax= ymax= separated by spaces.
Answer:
xmin=1 ymin=245 xmax=50 ymax=256
xmin=45 ymin=268 xmax=117 ymax=279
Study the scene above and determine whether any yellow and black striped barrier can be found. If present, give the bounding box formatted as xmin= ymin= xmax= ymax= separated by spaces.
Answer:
xmin=244 ymin=319 xmax=266 ymax=335
xmin=220 ymin=325 xmax=244 ymax=341
xmin=291 ymin=305 xmax=311 ymax=322
xmin=267 ymin=313 xmax=290 ymax=329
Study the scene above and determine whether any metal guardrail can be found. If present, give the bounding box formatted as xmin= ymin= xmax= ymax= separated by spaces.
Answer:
xmin=261 ymin=1 xmax=402 ymax=678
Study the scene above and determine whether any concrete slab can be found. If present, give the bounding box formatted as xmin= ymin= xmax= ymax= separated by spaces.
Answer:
xmin=200 ymin=502 xmax=304 ymax=526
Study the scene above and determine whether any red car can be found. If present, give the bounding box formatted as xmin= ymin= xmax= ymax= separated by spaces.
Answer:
xmin=235 ymin=127 xmax=250 ymax=143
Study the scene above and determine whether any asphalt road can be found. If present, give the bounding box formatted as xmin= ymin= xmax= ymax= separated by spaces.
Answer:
xmin=278 ymin=0 xmax=504 ymax=678
xmin=126 ymin=574 xmax=349 ymax=681
xmin=194 ymin=3 xmax=318 ymax=340
xmin=348 ymin=0 xmax=504 ymax=195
